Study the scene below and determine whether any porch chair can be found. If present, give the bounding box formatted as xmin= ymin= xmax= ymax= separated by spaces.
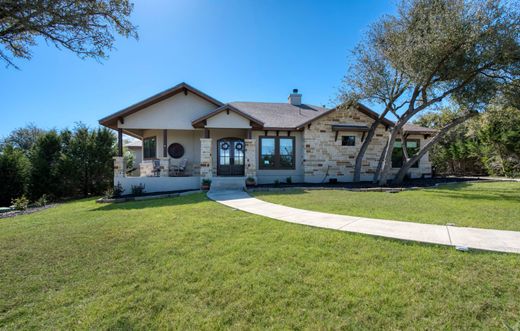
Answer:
xmin=152 ymin=159 xmax=161 ymax=177
xmin=171 ymin=158 xmax=188 ymax=176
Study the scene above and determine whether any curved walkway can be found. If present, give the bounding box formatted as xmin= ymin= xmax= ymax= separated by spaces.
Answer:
xmin=208 ymin=190 xmax=520 ymax=254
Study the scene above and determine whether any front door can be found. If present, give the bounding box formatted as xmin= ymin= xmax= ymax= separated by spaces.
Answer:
xmin=217 ymin=138 xmax=245 ymax=176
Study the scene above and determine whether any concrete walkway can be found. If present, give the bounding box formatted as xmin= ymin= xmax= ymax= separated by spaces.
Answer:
xmin=207 ymin=190 xmax=520 ymax=254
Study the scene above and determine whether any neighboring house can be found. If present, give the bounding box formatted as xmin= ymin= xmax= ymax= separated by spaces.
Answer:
xmin=99 ymin=82 xmax=436 ymax=193
xmin=124 ymin=140 xmax=142 ymax=176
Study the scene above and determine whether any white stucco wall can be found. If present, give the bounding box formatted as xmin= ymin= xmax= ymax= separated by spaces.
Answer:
xmin=119 ymin=92 xmax=218 ymax=130
xmin=206 ymin=111 xmax=252 ymax=129
xmin=115 ymin=176 xmax=200 ymax=194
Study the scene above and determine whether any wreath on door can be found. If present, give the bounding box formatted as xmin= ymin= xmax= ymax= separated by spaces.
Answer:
xmin=168 ymin=143 xmax=185 ymax=159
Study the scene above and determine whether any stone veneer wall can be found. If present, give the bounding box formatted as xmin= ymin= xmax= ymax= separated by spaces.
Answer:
xmin=244 ymin=138 xmax=257 ymax=179
xmin=303 ymin=106 xmax=432 ymax=183
xmin=200 ymin=138 xmax=212 ymax=180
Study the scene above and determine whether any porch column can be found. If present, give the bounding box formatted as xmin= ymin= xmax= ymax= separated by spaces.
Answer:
xmin=244 ymin=138 xmax=257 ymax=180
xmin=200 ymin=138 xmax=212 ymax=181
xmin=163 ymin=129 xmax=168 ymax=157
xmin=113 ymin=156 xmax=125 ymax=177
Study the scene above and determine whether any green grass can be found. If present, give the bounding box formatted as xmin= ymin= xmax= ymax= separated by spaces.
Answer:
xmin=1 ymin=193 xmax=520 ymax=329
xmin=254 ymin=182 xmax=520 ymax=231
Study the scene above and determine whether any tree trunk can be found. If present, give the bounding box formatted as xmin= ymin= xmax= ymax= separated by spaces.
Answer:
xmin=393 ymin=113 xmax=477 ymax=185
xmin=353 ymin=120 xmax=380 ymax=182
xmin=378 ymin=128 xmax=399 ymax=185
xmin=373 ymin=141 xmax=388 ymax=183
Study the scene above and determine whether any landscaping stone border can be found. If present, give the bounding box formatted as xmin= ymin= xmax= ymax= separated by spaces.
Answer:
xmin=246 ymin=177 xmax=518 ymax=194
xmin=0 ymin=204 xmax=58 ymax=219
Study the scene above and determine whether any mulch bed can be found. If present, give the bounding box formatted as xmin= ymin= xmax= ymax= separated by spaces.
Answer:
xmin=253 ymin=176 xmax=490 ymax=190
xmin=0 ymin=204 xmax=58 ymax=219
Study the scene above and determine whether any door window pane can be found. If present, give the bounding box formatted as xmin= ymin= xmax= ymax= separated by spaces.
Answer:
xmin=234 ymin=142 xmax=244 ymax=165
xmin=219 ymin=141 xmax=230 ymax=165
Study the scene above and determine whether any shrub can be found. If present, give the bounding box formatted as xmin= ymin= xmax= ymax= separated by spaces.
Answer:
xmin=286 ymin=177 xmax=292 ymax=184
xmin=11 ymin=196 xmax=29 ymax=211
xmin=202 ymin=179 xmax=211 ymax=186
xmin=274 ymin=179 xmax=280 ymax=186
xmin=0 ymin=145 xmax=30 ymax=206
xmin=131 ymin=183 xmax=145 ymax=196
xmin=35 ymin=194 xmax=49 ymax=207
xmin=113 ymin=182 xmax=124 ymax=197
xmin=104 ymin=183 xmax=124 ymax=199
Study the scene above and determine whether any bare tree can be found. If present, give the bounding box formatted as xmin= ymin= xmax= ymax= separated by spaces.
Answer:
xmin=341 ymin=0 xmax=520 ymax=185
xmin=0 ymin=0 xmax=138 ymax=68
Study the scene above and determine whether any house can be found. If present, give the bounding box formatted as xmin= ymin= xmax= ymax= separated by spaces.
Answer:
xmin=99 ymin=82 xmax=436 ymax=193
xmin=123 ymin=140 xmax=142 ymax=176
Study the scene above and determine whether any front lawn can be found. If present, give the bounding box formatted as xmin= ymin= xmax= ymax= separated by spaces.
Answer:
xmin=254 ymin=182 xmax=520 ymax=231
xmin=1 ymin=193 xmax=520 ymax=329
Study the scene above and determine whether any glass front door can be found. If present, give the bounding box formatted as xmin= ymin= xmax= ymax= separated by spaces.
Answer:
xmin=217 ymin=138 xmax=245 ymax=176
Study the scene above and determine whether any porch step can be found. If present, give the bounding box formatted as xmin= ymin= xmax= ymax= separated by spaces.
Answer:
xmin=210 ymin=176 xmax=245 ymax=192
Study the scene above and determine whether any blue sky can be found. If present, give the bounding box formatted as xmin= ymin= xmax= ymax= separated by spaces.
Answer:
xmin=1 ymin=0 xmax=395 ymax=134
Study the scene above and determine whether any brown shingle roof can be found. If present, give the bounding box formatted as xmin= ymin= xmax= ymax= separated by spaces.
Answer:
xmin=228 ymin=102 xmax=329 ymax=129
xmin=402 ymin=124 xmax=438 ymax=134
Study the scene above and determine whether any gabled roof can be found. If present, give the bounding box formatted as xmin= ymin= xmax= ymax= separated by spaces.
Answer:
xmin=99 ymin=82 xmax=224 ymax=129
xmin=228 ymin=102 xmax=329 ymax=130
xmin=98 ymin=82 xmax=435 ymax=134
xmin=192 ymin=104 xmax=264 ymax=129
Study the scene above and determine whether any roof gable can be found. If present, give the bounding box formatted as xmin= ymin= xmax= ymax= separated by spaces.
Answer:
xmin=99 ymin=82 xmax=223 ymax=129
xmin=192 ymin=104 xmax=264 ymax=129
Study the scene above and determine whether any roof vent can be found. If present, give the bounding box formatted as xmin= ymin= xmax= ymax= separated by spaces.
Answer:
xmin=288 ymin=88 xmax=302 ymax=106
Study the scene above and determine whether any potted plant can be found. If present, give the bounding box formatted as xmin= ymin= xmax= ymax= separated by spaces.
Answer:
xmin=245 ymin=176 xmax=256 ymax=187
xmin=201 ymin=179 xmax=211 ymax=191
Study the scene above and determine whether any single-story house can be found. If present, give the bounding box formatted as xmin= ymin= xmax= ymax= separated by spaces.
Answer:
xmin=99 ymin=82 xmax=436 ymax=193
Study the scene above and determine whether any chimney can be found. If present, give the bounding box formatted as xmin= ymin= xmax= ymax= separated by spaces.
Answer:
xmin=288 ymin=88 xmax=302 ymax=106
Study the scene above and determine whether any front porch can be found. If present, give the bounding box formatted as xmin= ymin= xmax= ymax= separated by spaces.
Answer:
xmin=113 ymin=127 xmax=257 ymax=194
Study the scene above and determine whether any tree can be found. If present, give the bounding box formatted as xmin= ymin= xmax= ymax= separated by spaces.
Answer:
xmin=29 ymin=130 xmax=62 ymax=199
xmin=478 ymin=99 xmax=520 ymax=177
xmin=342 ymin=0 xmax=520 ymax=185
xmin=58 ymin=124 xmax=116 ymax=196
xmin=0 ymin=145 xmax=30 ymax=206
xmin=415 ymin=108 xmax=484 ymax=175
xmin=0 ymin=0 xmax=138 ymax=68
xmin=0 ymin=123 xmax=45 ymax=154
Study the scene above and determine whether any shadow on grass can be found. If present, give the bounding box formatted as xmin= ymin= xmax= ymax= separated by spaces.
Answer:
xmin=91 ymin=193 xmax=210 ymax=211
xmin=426 ymin=183 xmax=520 ymax=202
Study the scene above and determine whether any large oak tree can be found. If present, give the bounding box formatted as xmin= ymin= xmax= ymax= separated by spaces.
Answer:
xmin=341 ymin=0 xmax=519 ymax=185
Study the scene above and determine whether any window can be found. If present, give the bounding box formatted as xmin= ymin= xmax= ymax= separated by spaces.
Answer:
xmin=259 ymin=136 xmax=295 ymax=169
xmin=143 ymin=136 xmax=156 ymax=159
xmin=392 ymin=139 xmax=420 ymax=168
xmin=342 ymin=136 xmax=356 ymax=146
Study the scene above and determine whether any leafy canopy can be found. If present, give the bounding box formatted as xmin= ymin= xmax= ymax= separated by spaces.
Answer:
xmin=0 ymin=0 xmax=138 ymax=68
